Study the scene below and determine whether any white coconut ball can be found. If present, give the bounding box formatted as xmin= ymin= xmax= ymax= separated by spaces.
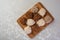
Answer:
xmin=31 ymin=6 xmax=38 ymax=13
xmin=37 ymin=19 xmax=45 ymax=27
xmin=24 ymin=26 xmax=32 ymax=34
xmin=26 ymin=19 xmax=35 ymax=26
xmin=38 ymin=8 xmax=46 ymax=17
xmin=44 ymin=15 xmax=52 ymax=23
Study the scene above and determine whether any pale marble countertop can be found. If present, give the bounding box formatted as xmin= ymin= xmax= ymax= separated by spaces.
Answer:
xmin=0 ymin=0 xmax=60 ymax=40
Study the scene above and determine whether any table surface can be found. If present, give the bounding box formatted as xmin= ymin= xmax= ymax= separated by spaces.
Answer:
xmin=0 ymin=0 xmax=60 ymax=40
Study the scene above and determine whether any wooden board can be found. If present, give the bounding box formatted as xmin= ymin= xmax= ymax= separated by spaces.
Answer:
xmin=17 ymin=2 xmax=54 ymax=38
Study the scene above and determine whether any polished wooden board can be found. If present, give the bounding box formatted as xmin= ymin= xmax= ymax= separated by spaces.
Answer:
xmin=17 ymin=2 xmax=54 ymax=38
